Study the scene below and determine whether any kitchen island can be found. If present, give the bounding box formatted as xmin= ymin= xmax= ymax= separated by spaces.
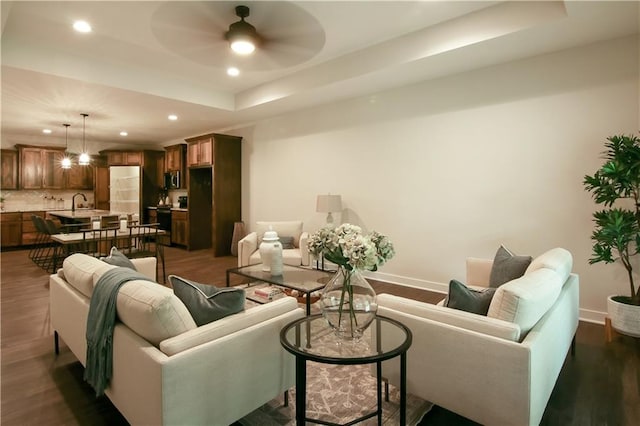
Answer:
xmin=47 ymin=209 xmax=120 ymax=227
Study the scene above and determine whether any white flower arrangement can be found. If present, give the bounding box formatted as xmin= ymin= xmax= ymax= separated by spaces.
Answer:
xmin=307 ymin=223 xmax=395 ymax=271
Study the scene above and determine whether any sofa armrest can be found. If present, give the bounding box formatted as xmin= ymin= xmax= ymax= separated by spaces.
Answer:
xmin=466 ymin=257 xmax=493 ymax=287
xmin=299 ymin=231 xmax=310 ymax=266
xmin=130 ymin=257 xmax=157 ymax=281
xmin=238 ymin=232 xmax=258 ymax=267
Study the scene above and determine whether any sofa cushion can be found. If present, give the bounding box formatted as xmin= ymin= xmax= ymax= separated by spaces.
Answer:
xmin=279 ymin=236 xmax=295 ymax=249
xmin=489 ymin=245 xmax=532 ymax=287
xmin=446 ymin=280 xmax=496 ymax=315
xmin=377 ymin=293 xmax=522 ymax=342
xmin=256 ymin=221 xmax=303 ymax=248
xmin=116 ymin=279 xmax=197 ymax=346
xmin=487 ymin=268 xmax=564 ymax=336
xmin=100 ymin=246 xmax=136 ymax=270
xmin=169 ymin=275 xmax=246 ymax=326
xmin=159 ymin=297 xmax=299 ymax=356
xmin=526 ymin=247 xmax=573 ymax=283
xmin=62 ymin=253 xmax=114 ymax=298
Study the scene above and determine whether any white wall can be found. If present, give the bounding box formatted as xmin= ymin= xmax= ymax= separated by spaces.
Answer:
xmin=229 ymin=36 xmax=639 ymax=322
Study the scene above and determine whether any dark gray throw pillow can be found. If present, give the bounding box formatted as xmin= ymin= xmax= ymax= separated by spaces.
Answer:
xmin=445 ymin=279 xmax=496 ymax=316
xmin=279 ymin=236 xmax=295 ymax=249
xmin=169 ymin=275 xmax=245 ymax=326
xmin=489 ymin=245 xmax=532 ymax=288
xmin=101 ymin=246 xmax=136 ymax=271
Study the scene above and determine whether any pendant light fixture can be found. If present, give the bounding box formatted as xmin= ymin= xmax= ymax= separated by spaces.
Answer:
xmin=78 ymin=113 xmax=90 ymax=166
xmin=61 ymin=123 xmax=72 ymax=169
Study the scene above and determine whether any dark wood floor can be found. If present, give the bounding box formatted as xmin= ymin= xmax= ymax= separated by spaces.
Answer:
xmin=1 ymin=247 xmax=638 ymax=425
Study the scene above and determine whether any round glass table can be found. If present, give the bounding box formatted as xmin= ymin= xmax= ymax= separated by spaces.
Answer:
xmin=280 ymin=314 xmax=412 ymax=426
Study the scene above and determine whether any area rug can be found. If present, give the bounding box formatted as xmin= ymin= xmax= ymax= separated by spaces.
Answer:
xmin=237 ymin=321 xmax=432 ymax=426
xmin=238 ymin=362 xmax=432 ymax=425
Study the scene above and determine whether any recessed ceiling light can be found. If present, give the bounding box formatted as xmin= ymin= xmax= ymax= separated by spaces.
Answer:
xmin=120 ymin=131 xmax=128 ymax=137
xmin=73 ymin=20 xmax=92 ymax=33
xmin=227 ymin=67 xmax=240 ymax=77
xmin=168 ymin=114 xmax=178 ymax=121
xmin=42 ymin=129 xmax=52 ymax=134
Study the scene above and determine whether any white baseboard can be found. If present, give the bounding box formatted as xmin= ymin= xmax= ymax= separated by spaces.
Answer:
xmin=365 ymin=270 xmax=607 ymax=325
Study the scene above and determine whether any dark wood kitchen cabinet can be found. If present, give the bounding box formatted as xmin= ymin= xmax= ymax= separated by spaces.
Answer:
xmin=65 ymin=163 xmax=94 ymax=189
xmin=17 ymin=145 xmax=65 ymax=189
xmin=104 ymin=150 xmax=143 ymax=166
xmin=186 ymin=137 xmax=213 ymax=167
xmin=184 ymin=133 xmax=241 ymax=255
xmin=1 ymin=149 xmax=18 ymax=190
xmin=1 ymin=212 xmax=22 ymax=247
xmin=94 ymin=166 xmax=110 ymax=211
xmin=171 ymin=210 xmax=188 ymax=246
xmin=165 ymin=144 xmax=186 ymax=172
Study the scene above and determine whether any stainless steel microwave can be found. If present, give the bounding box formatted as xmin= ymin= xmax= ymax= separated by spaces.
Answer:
xmin=164 ymin=171 xmax=180 ymax=189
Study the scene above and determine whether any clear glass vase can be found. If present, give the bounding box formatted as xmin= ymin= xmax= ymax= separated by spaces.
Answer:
xmin=320 ymin=266 xmax=377 ymax=340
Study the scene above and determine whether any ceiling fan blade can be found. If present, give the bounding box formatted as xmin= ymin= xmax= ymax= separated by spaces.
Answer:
xmin=150 ymin=1 xmax=325 ymax=70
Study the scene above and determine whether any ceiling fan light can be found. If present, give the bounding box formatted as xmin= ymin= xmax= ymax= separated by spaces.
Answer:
xmin=78 ymin=152 xmax=90 ymax=166
xmin=230 ymin=39 xmax=255 ymax=55
xmin=226 ymin=6 xmax=259 ymax=55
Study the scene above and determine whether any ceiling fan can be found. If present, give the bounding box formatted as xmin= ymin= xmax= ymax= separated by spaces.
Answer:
xmin=150 ymin=1 xmax=326 ymax=71
xmin=225 ymin=5 xmax=259 ymax=55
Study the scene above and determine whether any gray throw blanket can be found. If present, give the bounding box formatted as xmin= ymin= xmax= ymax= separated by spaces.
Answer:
xmin=84 ymin=266 xmax=155 ymax=396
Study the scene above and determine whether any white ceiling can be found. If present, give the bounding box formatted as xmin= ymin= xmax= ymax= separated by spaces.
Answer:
xmin=1 ymin=1 xmax=638 ymax=152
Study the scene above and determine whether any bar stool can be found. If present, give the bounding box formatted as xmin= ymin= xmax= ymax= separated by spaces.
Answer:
xmin=29 ymin=215 xmax=49 ymax=268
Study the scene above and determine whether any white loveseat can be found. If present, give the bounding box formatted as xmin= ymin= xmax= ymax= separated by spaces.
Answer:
xmin=50 ymin=253 xmax=304 ymax=425
xmin=376 ymin=248 xmax=579 ymax=426
xmin=238 ymin=221 xmax=310 ymax=267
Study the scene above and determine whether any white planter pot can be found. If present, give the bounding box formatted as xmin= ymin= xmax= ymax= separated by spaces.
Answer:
xmin=607 ymin=295 xmax=640 ymax=338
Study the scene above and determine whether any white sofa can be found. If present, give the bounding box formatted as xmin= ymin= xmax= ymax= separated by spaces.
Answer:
xmin=376 ymin=248 xmax=579 ymax=426
xmin=238 ymin=221 xmax=310 ymax=268
xmin=50 ymin=253 xmax=304 ymax=426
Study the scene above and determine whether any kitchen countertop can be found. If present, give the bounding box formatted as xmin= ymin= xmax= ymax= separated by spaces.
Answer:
xmin=47 ymin=209 xmax=119 ymax=219
xmin=147 ymin=206 xmax=188 ymax=212
xmin=1 ymin=208 xmax=76 ymax=214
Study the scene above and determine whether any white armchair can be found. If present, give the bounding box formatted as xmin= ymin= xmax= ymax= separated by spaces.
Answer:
xmin=375 ymin=248 xmax=579 ymax=426
xmin=238 ymin=221 xmax=310 ymax=268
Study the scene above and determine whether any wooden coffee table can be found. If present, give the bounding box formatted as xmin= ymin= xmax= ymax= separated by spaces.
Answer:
xmin=226 ymin=264 xmax=334 ymax=315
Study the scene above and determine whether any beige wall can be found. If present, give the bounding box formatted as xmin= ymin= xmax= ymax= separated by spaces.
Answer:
xmin=230 ymin=36 xmax=639 ymax=323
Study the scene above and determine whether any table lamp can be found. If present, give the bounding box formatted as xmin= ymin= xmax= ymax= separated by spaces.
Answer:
xmin=316 ymin=194 xmax=342 ymax=226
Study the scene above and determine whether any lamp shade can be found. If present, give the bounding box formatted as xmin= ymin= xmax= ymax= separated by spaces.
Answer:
xmin=316 ymin=194 xmax=342 ymax=213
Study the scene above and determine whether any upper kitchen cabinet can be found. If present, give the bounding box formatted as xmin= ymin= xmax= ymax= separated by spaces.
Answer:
xmin=65 ymin=162 xmax=94 ymax=189
xmin=17 ymin=145 xmax=65 ymax=189
xmin=186 ymin=136 xmax=213 ymax=167
xmin=165 ymin=144 xmax=186 ymax=172
xmin=16 ymin=145 xmax=94 ymax=190
xmin=102 ymin=150 xmax=144 ymax=166
xmin=1 ymin=149 xmax=18 ymax=190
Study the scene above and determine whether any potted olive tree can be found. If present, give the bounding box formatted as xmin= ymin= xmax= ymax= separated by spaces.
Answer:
xmin=584 ymin=133 xmax=640 ymax=337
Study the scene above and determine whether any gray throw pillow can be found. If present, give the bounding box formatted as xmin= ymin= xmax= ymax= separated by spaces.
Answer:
xmin=101 ymin=246 xmax=136 ymax=271
xmin=445 ymin=279 xmax=496 ymax=316
xmin=489 ymin=245 xmax=532 ymax=288
xmin=169 ymin=275 xmax=245 ymax=326
xmin=279 ymin=236 xmax=295 ymax=249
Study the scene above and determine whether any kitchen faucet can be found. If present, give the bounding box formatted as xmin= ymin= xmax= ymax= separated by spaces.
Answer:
xmin=71 ymin=193 xmax=87 ymax=212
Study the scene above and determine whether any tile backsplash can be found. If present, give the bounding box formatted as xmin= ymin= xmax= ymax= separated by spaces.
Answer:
xmin=0 ymin=190 xmax=95 ymax=212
